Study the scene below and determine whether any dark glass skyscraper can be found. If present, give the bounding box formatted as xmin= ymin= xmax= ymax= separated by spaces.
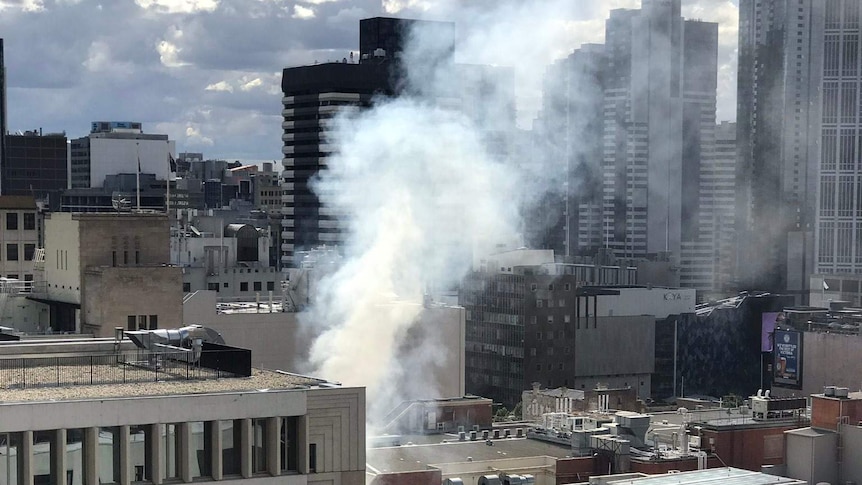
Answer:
xmin=736 ymin=0 xmax=862 ymax=301
xmin=280 ymin=17 xmax=455 ymax=265
xmin=0 ymin=38 xmax=7 ymax=195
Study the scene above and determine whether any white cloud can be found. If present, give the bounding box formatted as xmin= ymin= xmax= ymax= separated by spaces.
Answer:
xmin=185 ymin=124 xmax=214 ymax=146
xmin=240 ymin=77 xmax=263 ymax=91
xmin=82 ymin=41 xmax=111 ymax=71
xmin=292 ymin=4 xmax=314 ymax=19
xmin=205 ymin=80 xmax=234 ymax=92
xmin=135 ymin=0 xmax=219 ymax=14
xmin=0 ymin=0 xmax=44 ymax=11
xmin=156 ymin=40 xmax=188 ymax=67
xmin=382 ymin=0 xmax=433 ymax=14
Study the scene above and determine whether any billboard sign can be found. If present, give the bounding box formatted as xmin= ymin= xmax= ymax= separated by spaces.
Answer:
xmin=761 ymin=312 xmax=781 ymax=352
xmin=773 ymin=329 xmax=802 ymax=388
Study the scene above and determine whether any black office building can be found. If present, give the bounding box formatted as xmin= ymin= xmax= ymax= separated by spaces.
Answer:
xmin=3 ymin=131 xmax=68 ymax=210
xmin=0 ymin=38 xmax=7 ymax=193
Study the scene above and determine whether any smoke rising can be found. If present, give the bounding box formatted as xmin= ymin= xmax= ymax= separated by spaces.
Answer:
xmin=304 ymin=0 xmax=615 ymax=429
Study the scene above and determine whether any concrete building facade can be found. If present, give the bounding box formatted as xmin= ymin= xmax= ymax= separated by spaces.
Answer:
xmin=0 ymin=338 xmax=365 ymax=485
xmin=0 ymin=196 xmax=40 ymax=282
xmin=42 ymin=212 xmax=180 ymax=335
xmin=461 ymin=249 xmax=694 ymax=408
xmin=70 ymin=122 xmax=175 ymax=189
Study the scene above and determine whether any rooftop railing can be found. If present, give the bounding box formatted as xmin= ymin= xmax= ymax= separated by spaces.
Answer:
xmin=0 ymin=346 xmax=251 ymax=390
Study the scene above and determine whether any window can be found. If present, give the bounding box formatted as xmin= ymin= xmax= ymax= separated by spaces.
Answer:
xmin=530 ymin=316 xmax=537 ymax=325
xmin=530 ymin=348 xmax=537 ymax=356
xmin=99 ymin=427 xmax=121 ymax=484
xmin=191 ymin=422 xmax=212 ymax=479
xmin=559 ymin=299 xmax=565 ymax=307
xmin=23 ymin=213 xmax=35 ymax=230
xmin=564 ymin=315 xmax=571 ymax=323
xmin=66 ymin=429 xmax=85 ymax=484
xmin=241 ymin=282 xmax=249 ymax=292
xmin=267 ymin=281 xmax=275 ymax=291
xmin=547 ymin=347 xmax=554 ymax=356
xmin=309 ymin=443 xmax=318 ymax=473
xmin=547 ymin=316 xmax=554 ymax=324
xmin=6 ymin=244 xmax=17 ymax=261
xmin=24 ymin=244 xmax=35 ymax=261
xmin=254 ymin=281 xmax=262 ymax=292
xmin=221 ymin=420 xmax=242 ymax=476
xmin=149 ymin=315 xmax=158 ymax=330
xmin=536 ymin=299 xmax=543 ymax=308
xmin=112 ymin=251 xmax=117 ymax=267
xmin=123 ymin=250 xmax=128 ymax=265
xmin=207 ymin=282 xmax=219 ymax=292
xmin=6 ymin=213 xmax=17 ymax=230
xmin=564 ymin=283 xmax=571 ymax=291
xmin=252 ymin=419 xmax=268 ymax=474
xmin=127 ymin=315 xmax=136 ymax=331
xmin=223 ymin=282 xmax=229 ymax=288
xmin=530 ymin=283 xmax=537 ymax=291
xmin=281 ymin=417 xmax=299 ymax=472
xmin=138 ymin=315 xmax=148 ymax=330
xmin=129 ymin=425 xmax=152 ymax=482
xmin=162 ymin=424 xmax=181 ymax=480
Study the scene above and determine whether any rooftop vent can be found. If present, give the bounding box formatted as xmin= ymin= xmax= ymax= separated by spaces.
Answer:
xmin=825 ymin=386 xmax=837 ymax=396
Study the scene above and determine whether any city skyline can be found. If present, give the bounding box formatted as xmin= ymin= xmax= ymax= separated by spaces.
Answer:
xmin=1 ymin=0 xmax=738 ymax=161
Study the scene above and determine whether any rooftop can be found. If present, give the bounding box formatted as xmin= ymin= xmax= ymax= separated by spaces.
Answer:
xmin=598 ymin=467 xmax=805 ymax=485
xmin=366 ymin=436 xmax=575 ymax=474
xmin=0 ymin=195 xmax=38 ymax=210
xmin=0 ymin=367 xmax=320 ymax=404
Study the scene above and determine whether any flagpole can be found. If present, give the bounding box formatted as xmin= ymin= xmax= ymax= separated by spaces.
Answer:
xmin=166 ymin=145 xmax=171 ymax=217
xmin=136 ymin=142 xmax=141 ymax=211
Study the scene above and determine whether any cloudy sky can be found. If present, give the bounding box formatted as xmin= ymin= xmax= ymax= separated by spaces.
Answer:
xmin=1 ymin=0 xmax=738 ymax=162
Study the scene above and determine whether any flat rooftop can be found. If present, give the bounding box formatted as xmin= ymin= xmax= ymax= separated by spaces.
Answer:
xmin=0 ymin=368 xmax=320 ymax=404
xmin=601 ymin=467 xmax=805 ymax=485
xmin=366 ymin=436 xmax=574 ymax=474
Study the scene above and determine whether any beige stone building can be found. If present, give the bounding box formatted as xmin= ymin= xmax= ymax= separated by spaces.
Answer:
xmin=42 ymin=212 xmax=181 ymax=335
xmin=0 ymin=336 xmax=365 ymax=485
xmin=0 ymin=196 xmax=40 ymax=282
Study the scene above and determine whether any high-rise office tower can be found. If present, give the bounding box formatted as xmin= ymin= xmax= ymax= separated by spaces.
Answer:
xmin=543 ymin=1 xmax=718 ymax=291
xmin=532 ymin=44 xmax=605 ymax=257
xmin=599 ymin=0 xmax=717 ymax=259
xmin=281 ymin=18 xmax=497 ymax=266
xmin=0 ymin=39 xmax=7 ymax=195
xmin=737 ymin=0 xmax=862 ymax=299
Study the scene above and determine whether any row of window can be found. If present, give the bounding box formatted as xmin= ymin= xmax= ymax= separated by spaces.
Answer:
xmin=0 ymin=243 xmax=38 ymax=262
xmin=0 ymin=417 xmax=302 ymax=485
xmin=184 ymin=281 xmax=277 ymax=293
xmin=4 ymin=212 xmax=36 ymax=231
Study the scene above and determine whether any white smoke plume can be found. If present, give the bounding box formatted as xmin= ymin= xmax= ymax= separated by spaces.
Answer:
xmin=304 ymin=0 xmax=617 ymax=428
